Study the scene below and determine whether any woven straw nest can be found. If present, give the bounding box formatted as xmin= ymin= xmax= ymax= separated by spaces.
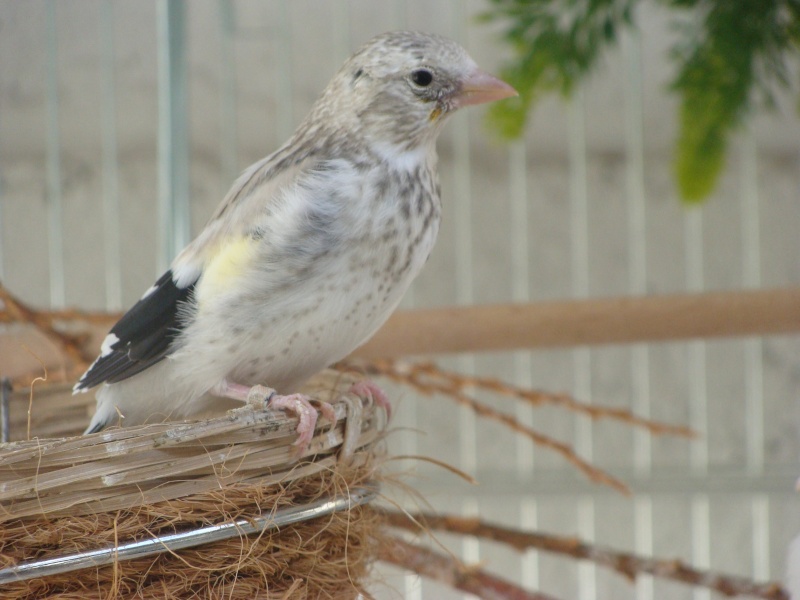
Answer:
xmin=0 ymin=369 xmax=384 ymax=599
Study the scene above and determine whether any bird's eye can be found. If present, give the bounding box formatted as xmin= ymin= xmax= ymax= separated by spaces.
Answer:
xmin=410 ymin=68 xmax=434 ymax=87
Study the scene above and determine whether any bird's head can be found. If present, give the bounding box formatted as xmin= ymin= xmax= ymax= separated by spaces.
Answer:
xmin=307 ymin=31 xmax=517 ymax=157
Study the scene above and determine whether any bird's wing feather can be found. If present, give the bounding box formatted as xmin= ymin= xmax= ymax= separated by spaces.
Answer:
xmin=74 ymin=270 xmax=197 ymax=391
xmin=74 ymin=156 xmax=311 ymax=392
xmin=171 ymin=156 xmax=310 ymax=277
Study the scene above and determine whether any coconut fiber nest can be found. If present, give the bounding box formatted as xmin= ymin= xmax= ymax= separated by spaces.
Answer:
xmin=0 ymin=369 xmax=384 ymax=599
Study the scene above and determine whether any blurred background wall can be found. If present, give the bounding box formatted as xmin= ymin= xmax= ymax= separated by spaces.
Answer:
xmin=1 ymin=1 xmax=799 ymax=598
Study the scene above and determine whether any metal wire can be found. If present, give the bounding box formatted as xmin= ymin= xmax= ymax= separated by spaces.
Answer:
xmin=217 ymin=0 xmax=239 ymax=187
xmin=623 ymin=26 xmax=656 ymax=600
xmin=0 ymin=378 xmax=10 ymax=444
xmin=0 ymin=483 xmax=378 ymax=585
xmin=101 ymin=0 xmax=122 ymax=311
xmin=45 ymin=0 xmax=65 ymax=309
xmin=567 ymin=87 xmax=597 ymax=600
xmin=156 ymin=0 xmax=190 ymax=270
xmin=685 ymin=179 xmax=711 ymax=600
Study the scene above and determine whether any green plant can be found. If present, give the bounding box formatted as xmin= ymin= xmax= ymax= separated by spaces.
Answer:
xmin=481 ymin=0 xmax=800 ymax=203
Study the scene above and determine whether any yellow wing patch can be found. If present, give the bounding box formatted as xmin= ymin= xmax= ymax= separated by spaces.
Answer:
xmin=196 ymin=236 xmax=258 ymax=307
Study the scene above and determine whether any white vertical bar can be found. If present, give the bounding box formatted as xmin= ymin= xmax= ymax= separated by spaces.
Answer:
xmin=393 ymin=0 xmax=409 ymax=27
xmin=578 ymin=497 xmax=597 ymax=600
xmin=684 ymin=210 xmax=704 ymax=293
xmin=0 ymin=50 xmax=4 ymax=279
xmin=452 ymin=26 xmax=473 ymax=309
xmin=740 ymin=133 xmax=764 ymax=472
xmin=45 ymin=0 xmax=65 ymax=308
xmin=451 ymin=6 xmax=477 ymax=478
xmin=634 ymin=497 xmax=655 ymax=599
xmin=740 ymin=134 xmax=761 ymax=290
xmin=752 ymin=496 xmax=770 ymax=581
xmin=685 ymin=209 xmax=708 ymax=473
xmin=520 ymin=499 xmax=540 ymax=591
xmin=393 ymin=12 xmax=416 ymax=600
xmin=462 ymin=497 xmax=481 ymax=600
xmin=394 ymin=0 xmax=414 ymax=321
xmin=740 ymin=130 xmax=770 ymax=582
xmin=686 ymin=204 xmax=710 ymax=600
xmin=568 ymin=90 xmax=592 ymax=456
xmin=218 ymin=0 xmax=239 ymax=186
xmin=274 ymin=1 xmax=294 ymax=141
xmin=156 ymin=0 xmax=190 ymax=271
xmin=394 ymin=2 xmax=413 ymax=314
xmin=568 ymin=89 xmax=595 ymax=600
xmin=332 ymin=0 xmax=349 ymax=59
xmin=509 ymin=140 xmax=529 ymax=306
xmin=101 ymin=0 xmax=122 ymax=311
xmin=0 ymin=217 xmax=4 ymax=285
xmin=691 ymin=496 xmax=711 ymax=600
xmin=624 ymin=27 xmax=655 ymax=600
xmin=568 ymin=91 xmax=589 ymax=302
xmin=451 ymin=15 xmax=479 ymax=599
xmin=403 ymin=573 xmax=423 ymax=600
xmin=686 ymin=339 xmax=708 ymax=471
xmin=623 ymin=28 xmax=652 ymax=475
xmin=509 ymin=134 xmax=538 ymax=600
xmin=510 ymin=140 xmax=534 ymax=473
xmin=0 ymin=151 xmax=5 ymax=280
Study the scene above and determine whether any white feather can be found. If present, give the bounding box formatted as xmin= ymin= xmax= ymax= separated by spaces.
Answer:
xmin=100 ymin=333 xmax=119 ymax=357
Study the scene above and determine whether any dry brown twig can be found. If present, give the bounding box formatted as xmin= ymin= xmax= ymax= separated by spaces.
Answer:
xmin=447 ymin=381 xmax=630 ymax=494
xmin=381 ymin=510 xmax=789 ymax=600
xmin=345 ymin=358 xmax=697 ymax=495
xmin=377 ymin=534 xmax=562 ymax=600
xmin=0 ymin=282 xmax=95 ymax=367
xmin=359 ymin=358 xmax=694 ymax=438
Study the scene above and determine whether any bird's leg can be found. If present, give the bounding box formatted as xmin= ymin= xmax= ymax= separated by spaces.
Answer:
xmin=349 ymin=380 xmax=392 ymax=421
xmin=212 ymin=380 xmax=276 ymax=404
xmin=212 ymin=379 xmax=336 ymax=450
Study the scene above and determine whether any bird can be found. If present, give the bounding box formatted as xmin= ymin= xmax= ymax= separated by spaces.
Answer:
xmin=74 ymin=30 xmax=517 ymax=449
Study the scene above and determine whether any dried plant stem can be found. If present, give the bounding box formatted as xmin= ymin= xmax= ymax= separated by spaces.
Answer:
xmin=455 ymin=387 xmax=629 ymax=494
xmin=377 ymin=535 xmax=561 ymax=600
xmin=361 ymin=358 xmax=693 ymax=438
xmin=9 ymin=370 xmax=72 ymax=390
xmin=381 ymin=511 xmax=789 ymax=600
xmin=344 ymin=360 xmax=630 ymax=494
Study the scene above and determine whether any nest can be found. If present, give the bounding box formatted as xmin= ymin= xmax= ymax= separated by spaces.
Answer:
xmin=0 ymin=370 xmax=384 ymax=599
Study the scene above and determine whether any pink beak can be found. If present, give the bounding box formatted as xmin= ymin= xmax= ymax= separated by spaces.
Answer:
xmin=454 ymin=69 xmax=518 ymax=107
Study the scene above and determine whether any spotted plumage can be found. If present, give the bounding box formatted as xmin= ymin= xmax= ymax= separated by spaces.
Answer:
xmin=75 ymin=31 xmax=516 ymax=443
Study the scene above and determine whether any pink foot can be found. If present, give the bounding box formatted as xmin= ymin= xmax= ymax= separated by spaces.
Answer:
xmin=269 ymin=393 xmax=336 ymax=449
xmin=349 ymin=379 xmax=392 ymax=421
xmin=213 ymin=380 xmax=337 ymax=451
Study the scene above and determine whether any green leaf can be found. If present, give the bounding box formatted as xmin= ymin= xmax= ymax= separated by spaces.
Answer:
xmin=482 ymin=0 xmax=640 ymax=139
xmin=669 ymin=0 xmax=795 ymax=202
xmin=481 ymin=0 xmax=800 ymax=204
xmin=675 ymin=100 xmax=727 ymax=203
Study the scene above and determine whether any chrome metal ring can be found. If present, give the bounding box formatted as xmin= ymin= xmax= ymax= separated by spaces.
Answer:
xmin=0 ymin=482 xmax=378 ymax=584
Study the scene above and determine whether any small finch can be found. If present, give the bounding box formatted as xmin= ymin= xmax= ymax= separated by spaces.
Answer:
xmin=75 ymin=31 xmax=516 ymax=447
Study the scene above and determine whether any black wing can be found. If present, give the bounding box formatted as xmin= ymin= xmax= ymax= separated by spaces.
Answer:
xmin=74 ymin=270 xmax=197 ymax=391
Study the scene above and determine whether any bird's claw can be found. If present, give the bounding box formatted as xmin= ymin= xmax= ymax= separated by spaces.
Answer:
xmin=309 ymin=398 xmax=338 ymax=425
xmin=269 ymin=393 xmax=337 ymax=451
xmin=349 ymin=380 xmax=392 ymax=421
